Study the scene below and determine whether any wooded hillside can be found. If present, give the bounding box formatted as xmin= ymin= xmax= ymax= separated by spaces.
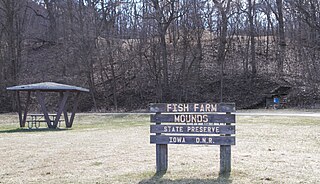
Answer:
xmin=0 ymin=0 xmax=320 ymax=112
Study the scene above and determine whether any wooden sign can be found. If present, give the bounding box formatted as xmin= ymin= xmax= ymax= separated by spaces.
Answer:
xmin=150 ymin=113 xmax=235 ymax=123
xmin=150 ymin=103 xmax=235 ymax=113
xmin=150 ymin=125 xmax=235 ymax=134
xmin=150 ymin=102 xmax=236 ymax=174
xmin=150 ymin=135 xmax=235 ymax=145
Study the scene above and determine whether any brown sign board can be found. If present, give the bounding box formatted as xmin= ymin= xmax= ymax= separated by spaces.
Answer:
xmin=150 ymin=135 xmax=235 ymax=145
xmin=149 ymin=103 xmax=236 ymax=173
xmin=150 ymin=125 xmax=235 ymax=134
xmin=150 ymin=114 xmax=235 ymax=123
xmin=150 ymin=103 xmax=235 ymax=113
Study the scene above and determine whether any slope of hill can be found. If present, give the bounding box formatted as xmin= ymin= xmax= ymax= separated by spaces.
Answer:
xmin=1 ymin=33 xmax=320 ymax=112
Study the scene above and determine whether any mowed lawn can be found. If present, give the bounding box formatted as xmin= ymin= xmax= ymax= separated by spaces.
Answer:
xmin=0 ymin=112 xmax=319 ymax=184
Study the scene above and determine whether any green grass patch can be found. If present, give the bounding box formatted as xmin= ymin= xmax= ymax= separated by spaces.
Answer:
xmin=0 ymin=113 xmax=150 ymax=132
xmin=74 ymin=114 xmax=149 ymax=130
xmin=91 ymin=161 xmax=103 ymax=166
xmin=0 ymin=127 xmax=70 ymax=133
xmin=1 ymin=112 xmax=319 ymax=133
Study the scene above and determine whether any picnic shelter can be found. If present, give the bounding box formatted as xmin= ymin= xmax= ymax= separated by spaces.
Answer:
xmin=6 ymin=82 xmax=89 ymax=129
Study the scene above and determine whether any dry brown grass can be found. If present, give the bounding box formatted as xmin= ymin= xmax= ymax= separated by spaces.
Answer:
xmin=0 ymin=112 xmax=319 ymax=183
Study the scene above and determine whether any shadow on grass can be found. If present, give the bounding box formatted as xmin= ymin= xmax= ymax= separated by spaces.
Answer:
xmin=0 ymin=127 xmax=71 ymax=133
xmin=139 ymin=172 xmax=232 ymax=184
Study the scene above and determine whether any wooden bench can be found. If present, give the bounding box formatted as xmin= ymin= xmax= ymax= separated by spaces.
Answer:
xmin=26 ymin=114 xmax=64 ymax=129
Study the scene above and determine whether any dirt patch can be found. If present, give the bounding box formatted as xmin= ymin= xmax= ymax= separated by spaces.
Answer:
xmin=0 ymin=114 xmax=319 ymax=183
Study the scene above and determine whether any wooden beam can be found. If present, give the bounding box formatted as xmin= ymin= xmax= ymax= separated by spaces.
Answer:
xmin=156 ymin=144 xmax=168 ymax=173
xmin=63 ymin=110 xmax=69 ymax=126
xmin=220 ymin=112 xmax=232 ymax=174
xmin=60 ymin=92 xmax=69 ymax=125
xmin=150 ymin=125 xmax=235 ymax=134
xmin=150 ymin=103 xmax=236 ymax=113
xmin=220 ymin=145 xmax=231 ymax=174
xmin=151 ymin=135 xmax=235 ymax=145
xmin=16 ymin=91 xmax=23 ymax=127
xmin=150 ymin=114 xmax=235 ymax=123
xmin=53 ymin=92 xmax=69 ymax=128
xmin=67 ymin=92 xmax=80 ymax=128
xmin=21 ymin=91 xmax=31 ymax=127
xmin=36 ymin=91 xmax=53 ymax=128
xmin=60 ymin=92 xmax=70 ymax=127
xmin=63 ymin=111 xmax=69 ymax=128
xmin=155 ymin=112 xmax=168 ymax=173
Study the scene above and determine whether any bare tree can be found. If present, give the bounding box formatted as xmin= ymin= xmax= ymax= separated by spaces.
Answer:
xmin=276 ymin=0 xmax=285 ymax=79
xmin=43 ymin=0 xmax=57 ymax=42
xmin=248 ymin=0 xmax=256 ymax=76
xmin=150 ymin=0 xmax=180 ymax=100
xmin=213 ymin=0 xmax=232 ymax=102
xmin=0 ymin=0 xmax=28 ymax=110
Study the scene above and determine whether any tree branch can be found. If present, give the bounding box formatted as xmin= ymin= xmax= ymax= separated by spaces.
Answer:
xmin=26 ymin=5 xmax=48 ymax=20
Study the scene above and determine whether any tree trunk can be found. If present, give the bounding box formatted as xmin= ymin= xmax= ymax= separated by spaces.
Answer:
xmin=276 ymin=0 xmax=286 ymax=79
xmin=44 ymin=0 xmax=57 ymax=42
xmin=248 ymin=0 xmax=256 ymax=77
xmin=159 ymin=31 xmax=169 ymax=95
xmin=214 ymin=0 xmax=231 ymax=102
xmin=151 ymin=0 xmax=177 ymax=101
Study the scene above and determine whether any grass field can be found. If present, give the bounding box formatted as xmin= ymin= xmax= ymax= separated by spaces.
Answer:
xmin=0 ymin=111 xmax=319 ymax=183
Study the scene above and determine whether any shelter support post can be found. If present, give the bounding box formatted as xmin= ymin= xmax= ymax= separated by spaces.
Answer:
xmin=53 ymin=92 xmax=70 ymax=128
xmin=16 ymin=91 xmax=31 ymax=128
xmin=63 ymin=109 xmax=69 ymax=126
xmin=16 ymin=91 xmax=23 ymax=127
xmin=67 ymin=92 xmax=80 ymax=128
xmin=36 ymin=91 xmax=53 ymax=128
xmin=22 ymin=91 xmax=31 ymax=127
xmin=60 ymin=93 xmax=69 ymax=126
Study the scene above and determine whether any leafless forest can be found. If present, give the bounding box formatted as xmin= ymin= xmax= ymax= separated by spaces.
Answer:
xmin=0 ymin=0 xmax=319 ymax=112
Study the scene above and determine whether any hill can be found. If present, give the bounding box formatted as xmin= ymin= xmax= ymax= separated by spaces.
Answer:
xmin=1 ymin=1 xmax=320 ymax=112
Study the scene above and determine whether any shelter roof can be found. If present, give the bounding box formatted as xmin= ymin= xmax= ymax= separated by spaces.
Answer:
xmin=6 ymin=82 xmax=89 ymax=92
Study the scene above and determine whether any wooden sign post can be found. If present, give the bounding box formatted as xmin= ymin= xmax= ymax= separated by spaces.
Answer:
xmin=150 ymin=103 xmax=236 ymax=174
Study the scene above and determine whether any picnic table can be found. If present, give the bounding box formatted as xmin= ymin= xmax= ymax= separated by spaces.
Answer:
xmin=27 ymin=114 xmax=64 ymax=129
